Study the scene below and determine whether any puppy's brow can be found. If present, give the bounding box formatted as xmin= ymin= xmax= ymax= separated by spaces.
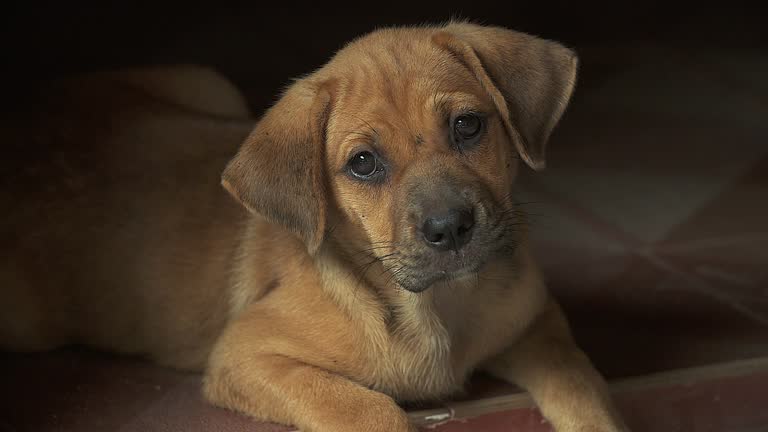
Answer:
xmin=341 ymin=130 xmax=377 ymax=143
xmin=432 ymin=92 xmax=451 ymax=115
xmin=339 ymin=128 xmax=387 ymax=159
xmin=351 ymin=114 xmax=381 ymax=138
xmin=430 ymin=92 xmax=484 ymax=116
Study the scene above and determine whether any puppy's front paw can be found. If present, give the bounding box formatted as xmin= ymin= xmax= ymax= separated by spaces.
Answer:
xmin=339 ymin=402 xmax=418 ymax=432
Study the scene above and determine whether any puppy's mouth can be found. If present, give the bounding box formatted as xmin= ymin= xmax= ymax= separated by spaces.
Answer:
xmin=397 ymin=264 xmax=481 ymax=293
xmin=390 ymin=249 xmax=490 ymax=293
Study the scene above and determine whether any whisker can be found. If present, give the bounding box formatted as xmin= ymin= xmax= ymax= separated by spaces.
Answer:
xmin=348 ymin=114 xmax=381 ymax=139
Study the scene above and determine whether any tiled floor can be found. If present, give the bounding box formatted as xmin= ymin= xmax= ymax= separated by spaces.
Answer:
xmin=420 ymin=358 xmax=768 ymax=431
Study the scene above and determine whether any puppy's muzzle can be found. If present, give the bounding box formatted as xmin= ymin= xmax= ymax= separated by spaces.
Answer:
xmin=420 ymin=207 xmax=475 ymax=251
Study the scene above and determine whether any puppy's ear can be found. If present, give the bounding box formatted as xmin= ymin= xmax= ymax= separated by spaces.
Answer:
xmin=222 ymin=80 xmax=334 ymax=254
xmin=434 ymin=23 xmax=578 ymax=170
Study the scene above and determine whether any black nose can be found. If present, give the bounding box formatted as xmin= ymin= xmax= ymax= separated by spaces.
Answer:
xmin=421 ymin=208 xmax=475 ymax=251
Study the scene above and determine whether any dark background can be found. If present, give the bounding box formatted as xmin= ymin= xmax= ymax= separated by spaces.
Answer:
xmin=4 ymin=2 xmax=766 ymax=113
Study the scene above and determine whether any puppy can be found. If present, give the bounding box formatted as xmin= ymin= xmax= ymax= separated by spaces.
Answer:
xmin=1 ymin=23 xmax=627 ymax=432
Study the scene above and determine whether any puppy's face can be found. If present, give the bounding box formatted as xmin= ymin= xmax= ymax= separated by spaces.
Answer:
xmin=222 ymin=23 xmax=577 ymax=293
xmin=325 ymin=45 xmax=520 ymax=292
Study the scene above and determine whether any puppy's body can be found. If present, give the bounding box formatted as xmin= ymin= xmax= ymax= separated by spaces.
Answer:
xmin=2 ymin=24 xmax=627 ymax=432
xmin=0 ymin=68 xmax=251 ymax=369
xmin=221 ymin=225 xmax=547 ymax=403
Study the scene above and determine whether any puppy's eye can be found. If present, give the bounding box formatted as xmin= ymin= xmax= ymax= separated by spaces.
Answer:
xmin=347 ymin=151 xmax=382 ymax=180
xmin=454 ymin=114 xmax=482 ymax=138
xmin=451 ymin=113 xmax=485 ymax=149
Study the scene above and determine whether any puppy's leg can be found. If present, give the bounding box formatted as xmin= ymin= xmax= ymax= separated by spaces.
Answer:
xmin=483 ymin=300 xmax=628 ymax=432
xmin=203 ymin=315 xmax=416 ymax=432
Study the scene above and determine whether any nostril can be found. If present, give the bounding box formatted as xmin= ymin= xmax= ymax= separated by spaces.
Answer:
xmin=426 ymin=232 xmax=444 ymax=244
xmin=422 ymin=217 xmax=450 ymax=247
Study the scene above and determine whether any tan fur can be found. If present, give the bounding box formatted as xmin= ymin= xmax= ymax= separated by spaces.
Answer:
xmin=2 ymin=23 xmax=627 ymax=431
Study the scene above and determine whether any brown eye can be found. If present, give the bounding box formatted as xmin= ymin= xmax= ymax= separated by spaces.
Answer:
xmin=348 ymin=151 xmax=380 ymax=179
xmin=454 ymin=114 xmax=482 ymax=139
xmin=451 ymin=113 xmax=485 ymax=150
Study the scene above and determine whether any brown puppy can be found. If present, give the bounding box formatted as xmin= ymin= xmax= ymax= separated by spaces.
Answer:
xmin=1 ymin=23 xmax=627 ymax=432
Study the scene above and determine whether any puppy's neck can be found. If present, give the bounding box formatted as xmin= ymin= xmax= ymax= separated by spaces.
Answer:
xmin=315 ymin=239 xmax=479 ymax=341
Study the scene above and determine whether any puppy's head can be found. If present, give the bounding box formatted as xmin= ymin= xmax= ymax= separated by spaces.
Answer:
xmin=223 ymin=23 xmax=577 ymax=293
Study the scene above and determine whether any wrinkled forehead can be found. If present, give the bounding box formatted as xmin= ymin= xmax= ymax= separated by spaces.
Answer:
xmin=325 ymin=35 xmax=490 ymax=145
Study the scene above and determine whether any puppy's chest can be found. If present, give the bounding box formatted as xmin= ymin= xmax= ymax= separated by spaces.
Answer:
xmin=365 ymin=318 xmax=458 ymax=402
xmin=363 ymin=296 xmax=502 ymax=402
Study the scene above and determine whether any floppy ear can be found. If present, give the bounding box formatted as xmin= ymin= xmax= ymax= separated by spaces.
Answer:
xmin=221 ymin=79 xmax=333 ymax=254
xmin=433 ymin=23 xmax=578 ymax=170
